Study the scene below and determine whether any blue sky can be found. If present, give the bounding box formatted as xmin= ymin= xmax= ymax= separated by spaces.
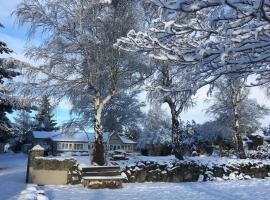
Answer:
xmin=0 ymin=0 xmax=73 ymax=125
xmin=1 ymin=0 xmax=270 ymax=127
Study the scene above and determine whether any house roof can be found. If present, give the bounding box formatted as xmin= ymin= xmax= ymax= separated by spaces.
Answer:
xmin=32 ymin=131 xmax=60 ymax=139
xmin=32 ymin=131 xmax=135 ymax=144
xmin=51 ymin=132 xmax=110 ymax=143
xmin=32 ymin=145 xmax=45 ymax=150
xmin=119 ymin=136 xmax=136 ymax=144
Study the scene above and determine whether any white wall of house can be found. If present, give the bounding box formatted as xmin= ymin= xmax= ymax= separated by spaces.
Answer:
xmin=56 ymin=142 xmax=109 ymax=152
xmin=109 ymin=144 xmax=134 ymax=152
xmin=56 ymin=142 xmax=88 ymax=152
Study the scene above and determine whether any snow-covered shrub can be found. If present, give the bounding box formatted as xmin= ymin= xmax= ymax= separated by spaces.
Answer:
xmin=248 ymin=143 xmax=270 ymax=159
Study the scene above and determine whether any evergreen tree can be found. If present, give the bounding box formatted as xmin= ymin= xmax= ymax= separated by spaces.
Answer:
xmin=34 ymin=95 xmax=58 ymax=131
xmin=0 ymin=23 xmax=12 ymax=54
xmin=0 ymin=22 xmax=20 ymax=142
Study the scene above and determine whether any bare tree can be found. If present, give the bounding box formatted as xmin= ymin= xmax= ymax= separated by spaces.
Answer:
xmin=207 ymin=76 xmax=269 ymax=158
xmin=15 ymin=0 xmax=151 ymax=165
xmin=115 ymin=0 xmax=270 ymax=158
xmin=147 ymin=62 xmax=195 ymax=159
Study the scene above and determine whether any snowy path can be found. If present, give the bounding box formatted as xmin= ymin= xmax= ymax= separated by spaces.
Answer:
xmin=44 ymin=179 xmax=270 ymax=200
xmin=0 ymin=153 xmax=27 ymax=200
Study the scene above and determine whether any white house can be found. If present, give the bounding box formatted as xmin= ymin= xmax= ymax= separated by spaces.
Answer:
xmin=29 ymin=131 xmax=137 ymax=155
xmin=51 ymin=132 xmax=110 ymax=154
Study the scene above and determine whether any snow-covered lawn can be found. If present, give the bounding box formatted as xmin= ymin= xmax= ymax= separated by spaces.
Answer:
xmin=0 ymin=153 xmax=28 ymax=200
xmin=43 ymin=180 xmax=270 ymax=200
xmin=2 ymin=153 xmax=270 ymax=200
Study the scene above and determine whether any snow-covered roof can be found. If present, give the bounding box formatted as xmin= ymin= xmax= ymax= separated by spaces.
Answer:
xmin=119 ymin=136 xmax=136 ymax=144
xmin=51 ymin=132 xmax=110 ymax=143
xmin=32 ymin=131 xmax=134 ymax=144
xmin=32 ymin=131 xmax=60 ymax=139
xmin=250 ymin=131 xmax=265 ymax=138
xmin=32 ymin=145 xmax=45 ymax=150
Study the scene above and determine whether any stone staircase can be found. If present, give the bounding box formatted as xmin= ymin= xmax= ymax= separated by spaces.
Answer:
xmin=81 ymin=166 xmax=124 ymax=189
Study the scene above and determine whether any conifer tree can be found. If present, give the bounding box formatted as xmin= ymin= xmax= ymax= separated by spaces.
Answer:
xmin=34 ymin=95 xmax=58 ymax=131
xmin=0 ymin=23 xmax=19 ymax=142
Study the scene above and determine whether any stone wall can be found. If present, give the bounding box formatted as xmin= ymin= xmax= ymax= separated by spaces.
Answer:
xmin=121 ymin=160 xmax=270 ymax=183
xmin=27 ymin=146 xmax=80 ymax=185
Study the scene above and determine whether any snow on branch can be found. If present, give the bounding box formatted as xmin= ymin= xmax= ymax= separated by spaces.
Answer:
xmin=115 ymin=0 xmax=270 ymax=89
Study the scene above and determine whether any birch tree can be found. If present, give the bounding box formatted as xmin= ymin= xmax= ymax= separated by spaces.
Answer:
xmin=16 ymin=0 xmax=151 ymax=165
xmin=207 ymin=76 xmax=269 ymax=158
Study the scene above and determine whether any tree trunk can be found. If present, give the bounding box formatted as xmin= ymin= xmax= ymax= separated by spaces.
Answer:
xmin=169 ymin=102 xmax=184 ymax=160
xmin=161 ymin=66 xmax=185 ymax=160
xmin=232 ymin=97 xmax=246 ymax=159
xmin=92 ymin=104 xmax=105 ymax=165
xmin=91 ymin=92 xmax=114 ymax=165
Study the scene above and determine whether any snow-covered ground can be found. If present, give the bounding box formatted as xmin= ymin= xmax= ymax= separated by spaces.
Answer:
xmin=0 ymin=153 xmax=28 ymax=200
xmin=43 ymin=180 xmax=270 ymax=200
xmin=2 ymin=153 xmax=270 ymax=200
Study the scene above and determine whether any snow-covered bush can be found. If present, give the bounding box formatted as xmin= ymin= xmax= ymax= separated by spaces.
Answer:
xmin=248 ymin=144 xmax=270 ymax=159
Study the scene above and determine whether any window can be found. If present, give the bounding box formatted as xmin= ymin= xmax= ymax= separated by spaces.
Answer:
xmin=69 ymin=144 xmax=72 ymax=150
xmin=65 ymin=143 xmax=68 ymax=149
xmin=62 ymin=143 xmax=65 ymax=149
xmin=74 ymin=143 xmax=83 ymax=150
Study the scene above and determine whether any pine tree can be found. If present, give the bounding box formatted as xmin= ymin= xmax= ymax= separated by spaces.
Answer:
xmin=0 ymin=23 xmax=12 ymax=54
xmin=34 ymin=95 xmax=58 ymax=131
xmin=0 ymin=23 xmax=19 ymax=142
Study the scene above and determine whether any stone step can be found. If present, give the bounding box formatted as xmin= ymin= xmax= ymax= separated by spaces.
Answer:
xmin=82 ymin=175 xmax=124 ymax=189
xmin=82 ymin=171 xmax=121 ymax=177
xmin=81 ymin=166 xmax=120 ymax=172
xmin=82 ymin=175 xmax=124 ymax=180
